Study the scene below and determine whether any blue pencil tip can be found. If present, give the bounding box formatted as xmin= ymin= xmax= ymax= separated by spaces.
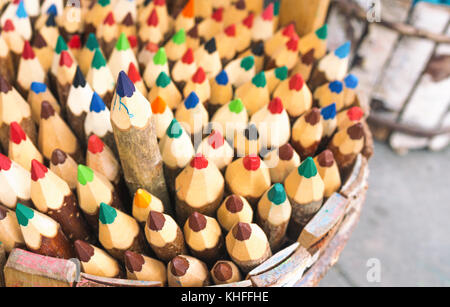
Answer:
xmin=215 ymin=70 xmax=228 ymax=85
xmin=184 ymin=92 xmax=199 ymax=109
xmin=344 ymin=74 xmax=359 ymax=89
xmin=116 ymin=71 xmax=135 ymax=98
xmin=30 ymin=82 xmax=47 ymax=94
xmin=90 ymin=92 xmax=106 ymax=112
xmin=321 ymin=103 xmax=337 ymax=120
xmin=335 ymin=41 xmax=351 ymax=59
xmin=329 ymin=81 xmax=343 ymax=94
xmin=46 ymin=13 xmax=56 ymax=26
xmin=47 ymin=4 xmax=57 ymax=16
xmin=16 ymin=1 xmax=28 ymax=18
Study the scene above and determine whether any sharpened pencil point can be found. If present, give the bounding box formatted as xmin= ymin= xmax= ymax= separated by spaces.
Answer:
xmin=88 ymin=135 xmax=104 ymax=154
xmin=188 ymin=212 xmax=207 ymax=231
xmin=214 ymin=262 xmax=232 ymax=281
xmin=134 ymin=189 xmax=152 ymax=209
xmin=116 ymin=33 xmax=130 ymax=51
xmin=124 ymin=250 xmax=145 ymax=273
xmin=51 ymin=149 xmax=67 ymax=165
xmin=77 ymin=164 xmax=94 ymax=185
xmin=321 ymin=103 xmax=336 ymax=120
xmin=16 ymin=203 xmax=34 ymax=227
xmin=99 ymin=202 xmax=117 ymax=225
xmin=148 ymin=211 xmax=165 ymax=231
xmin=116 ymin=71 xmax=135 ymax=97
xmin=347 ymin=107 xmax=364 ymax=121
xmin=268 ymin=183 xmax=286 ymax=205
xmin=74 ymin=240 xmax=94 ymax=262
xmin=171 ymin=256 xmax=189 ymax=276
xmin=298 ymin=157 xmax=317 ymax=178
xmin=0 ymin=153 xmax=12 ymax=171
xmin=233 ymin=222 xmax=251 ymax=241
xmin=226 ymin=195 xmax=243 ymax=213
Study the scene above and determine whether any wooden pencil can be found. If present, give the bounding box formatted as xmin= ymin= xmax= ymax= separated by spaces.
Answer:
xmin=0 ymin=33 xmax=15 ymax=83
xmin=55 ymin=50 xmax=77 ymax=112
xmin=216 ymin=194 xmax=253 ymax=232
xmin=235 ymin=12 xmax=254 ymax=54
xmin=263 ymin=143 xmax=300 ymax=184
xmin=37 ymin=13 xmax=59 ymax=50
xmin=150 ymin=96 xmax=174 ymax=139
xmin=314 ymin=149 xmax=341 ymax=198
xmin=266 ymin=34 xmax=299 ymax=71
xmin=223 ymin=0 xmax=247 ymax=27
xmin=210 ymin=98 xmax=248 ymax=141
xmin=207 ymin=69 xmax=233 ymax=115
xmin=171 ymin=47 xmax=197 ymax=90
xmin=96 ymin=11 xmax=119 ymax=58
xmin=84 ymin=92 xmax=115 ymax=152
xmin=159 ymin=118 xmax=195 ymax=194
xmin=165 ymin=29 xmax=187 ymax=66
xmin=50 ymin=148 xmax=78 ymax=191
xmin=167 ymin=255 xmax=210 ymax=287
xmin=196 ymin=130 xmax=233 ymax=172
xmin=74 ymin=239 xmax=122 ymax=278
xmin=174 ymin=0 xmax=195 ymax=32
xmin=343 ymin=74 xmax=359 ymax=108
xmin=236 ymin=71 xmax=269 ymax=116
xmin=211 ymin=260 xmax=242 ymax=285
xmin=0 ymin=153 xmax=32 ymax=209
xmin=256 ymin=183 xmax=291 ymax=250
xmin=186 ymin=24 xmax=201 ymax=50
xmin=224 ymin=55 xmax=255 ymax=88
xmin=138 ymin=8 xmax=163 ymax=45
xmin=175 ymin=154 xmax=224 ymax=224
xmin=59 ymin=1 xmax=83 ymax=40
xmin=183 ymin=212 xmax=224 ymax=264
xmin=320 ymin=103 xmax=337 ymax=143
xmin=143 ymin=47 xmax=169 ymax=88
xmin=148 ymin=71 xmax=182 ymax=110
xmin=291 ymin=108 xmax=323 ymax=160
xmin=85 ymin=0 xmax=111 ymax=34
xmin=86 ymin=134 xmax=120 ymax=185
xmin=144 ymin=210 xmax=187 ymax=262
xmin=98 ymin=202 xmax=147 ymax=261
xmin=16 ymin=203 xmax=75 ymax=259
xmin=284 ymin=157 xmax=324 ymax=239
xmin=310 ymin=41 xmax=351 ymax=89
xmin=175 ymin=91 xmax=209 ymax=144
xmin=183 ymin=67 xmax=211 ymax=104
xmin=328 ymin=123 xmax=365 ymax=173
xmin=250 ymin=97 xmax=291 ymax=149
xmin=273 ymin=73 xmax=312 ymax=119
xmin=111 ymin=71 xmax=170 ymax=211
xmin=38 ymin=101 xmax=82 ymax=162
xmin=233 ymin=123 xmax=261 ymax=157
xmin=50 ymin=35 xmax=71 ymax=90
xmin=314 ymin=80 xmax=345 ymax=111
xmin=336 ymin=106 xmax=364 ymax=131
xmin=108 ymin=32 xmax=139 ymax=80
xmin=225 ymin=155 xmax=271 ymax=207
xmin=1 ymin=19 xmax=24 ymax=68
xmin=17 ymin=41 xmax=46 ymax=96
xmin=225 ymin=222 xmax=271 ymax=273
xmin=118 ymin=12 xmax=137 ymax=38
xmin=30 ymin=159 xmax=93 ymax=242
xmin=194 ymin=38 xmax=222 ymax=80
xmin=8 ymin=121 xmax=43 ymax=171
xmin=27 ymin=81 xmax=60 ymax=125
xmin=31 ymin=32 xmax=53 ymax=72
xmin=77 ymin=164 xmax=124 ymax=230
xmin=152 ymin=0 xmax=170 ymax=36
xmin=216 ymin=24 xmax=238 ymax=65
xmin=137 ymin=41 xmax=158 ymax=71
xmin=264 ymin=22 xmax=296 ymax=59
xmin=0 ymin=205 xmax=25 ymax=252
xmin=198 ymin=7 xmax=224 ymax=42
xmin=251 ymin=3 xmax=274 ymax=43
xmin=132 ymin=188 xmax=164 ymax=225
xmin=124 ymin=250 xmax=167 ymax=283
xmin=238 ymin=40 xmax=264 ymax=73
xmin=87 ymin=48 xmax=115 ymax=108
xmin=79 ymin=33 xmax=100 ymax=75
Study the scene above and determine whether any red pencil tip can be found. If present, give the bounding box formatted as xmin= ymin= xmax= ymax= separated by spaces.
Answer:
xmin=128 ymin=35 xmax=137 ymax=49
xmin=147 ymin=8 xmax=158 ymax=26
xmin=87 ymin=134 xmax=104 ymax=154
xmin=145 ymin=41 xmax=159 ymax=52
xmin=0 ymin=153 xmax=12 ymax=171
xmin=286 ymin=37 xmax=299 ymax=51
xmin=282 ymin=23 xmax=296 ymax=38
xmin=192 ymin=67 xmax=205 ymax=84
xmin=9 ymin=122 xmax=26 ymax=144
xmin=242 ymin=13 xmax=254 ymax=28
xmin=268 ymin=97 xmax=284 ymax=114
xmin=243 ymin=155 xmax=260 ymax=171
xmin=127 ymin=62 xmax=141 ymax=83
xmin=262 ymin=3 xmax=274 ymax=21
xmin=22 ymin=41 xmax=35 ymax=60
xmin=347 ymin=107 xmax=364 ymax=121
xmin=289 ymin=74 xmax=304 ymax=91
xmin=154 ymin=0 xmax=166 ymax=5
xmin=68 ymin=35 xmax=81 ymax=49
xmin=181 ymin=48 xmax=194 ymax=64
xmin=208 ymin=130 xmax=224 ymax=149
xmin=3 ymin=19 xmax=14 ymax=32
xmin=104 ymin=12 xmax=115 ymax=25
xmin=211 ymin=7 xmax=223 ymax=22
xmin=224 ymin=24 xmax=236 ymax=37
xmin=59 ymin=51 xmax=73 ymax=67
xmin=31 ymin=159 xmax=48 ymax=181
xmin=190 ymin=154 xmax=208 ymax=170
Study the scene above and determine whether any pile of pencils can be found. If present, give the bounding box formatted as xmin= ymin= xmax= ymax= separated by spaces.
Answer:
xmin=0 ymin=0 xmax=366 ymax=287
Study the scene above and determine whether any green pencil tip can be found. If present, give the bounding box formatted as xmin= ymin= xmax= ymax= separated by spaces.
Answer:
xmin=268 ymin=183 xmax=286 ymax=205
xmin=77 ymin=164 xmax=94 ymax=185
xmin=99 ymin=202 xmax=117 ymax=225
xmin=240 ymin=56 xmax=254 ymax=71
xmin=298 ymin=157 xmax=318 ymax=178
xmin=172 ymin=29 xmax=186 ymax=45
xmin=91 ymin=48 xmax=106 ymax=69
xmin=156 ymin=71 xmax=171 ymax=88
xmin=166 ymin=118 xmax=183 ymax=138
xmin=275 ymin=66 xmax=288 ymax=81
xmin=85 ymin=33 xmax=99 ymax=51
xmin=153 ymin=47 xmax=167 ymax=65
xmin=16 ymin=203 xmax=34 ymax=227
xmin=315 ymin=24 xmax=328 ymax=40
xmin=228 ymin=98 xmax=244 ymax=114
xmin=116 ymin=33 xmax=130 ymax=51
xmin=252 ymin=71 xmax=266 ymax=88
xmin=55 ymin=36 xmax=68 ymax=54
xmin=98 ymin=0 xmax=110 ymax=7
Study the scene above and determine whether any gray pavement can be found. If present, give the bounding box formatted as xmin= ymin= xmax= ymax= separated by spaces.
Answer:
xmin=319 ymin=141 xmax=450 ymax=287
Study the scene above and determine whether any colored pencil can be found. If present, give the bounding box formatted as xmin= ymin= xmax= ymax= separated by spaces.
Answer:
xmin=138 ymin=8 xmax=163 ymax=45
xmin=343 ymin=74 xmax=359 ymax=108
xmin=291 ymin=108 xmax=323 ymax=160
xmin=12 ymin=1 xmax=32 ymax=41
xmin=233 ymin=123 xmax=261 ymax=157
xmin=225 ymin=222 xmax=271 ymax=273
xmin=109 ymin=32 xmax=139 ymax=81
xmin=320 ymin=103 xmax=337 ymax=142
xmin=210 ymin=98 xmax=248 ymax=141
xmin=74 ymin=239 xmax=123 ymax=278
xmin=238 ymin=40 xmax=264 ymax=73
xmin=27 ymin=82 xmax=60 ymax=126
xmin=86 ymin=134 xmax=120 ymax=185
xmin=152 ymin=0 xmax=170 ymax=36
xmin=225 ymin=155 xmax=271 ymax=207
xmin=196 ymin=130 xmax=233 ymax=171
xmin=251 ymin=3 xmax=274 ymax=42
xmin=216 ymin=24 xmax=237 ymax=65
xmin=77 ymin=164 xmax=124 ymax=230
xmin=8 ymin=121 xmax=43 ymax=171
xmin=235 ymin=71 xmax=269 ymax=115
xmin=265 ymin=65 xmax=288 ymax=94
xmin=59 ymin=1 xmax=82 ymax=40
xmin=186 ymin=23 xmax=201 ymax=50
xmin=198 ymin=7 xmax=223 ymax=42
xmin=17 ymin=41 xmax=45 ymax=96
xmin=38 ymin=101 xmax=82 ymax=162
xmin=0 ymin=74 xmax=37 ymax=152
xmin=67 ymin=35 xmax=82 ymax=62
xmin=37 ymin=13 xmax=59 ymax=49
xmin=171 ymin=47 xmax=197 ymax=90
xmin=32 ymin=32 xmax=53 ymax=72
xmin=79 ymin=33 xmax=100 ymax=75
xmin=175 ymin=154 xmax=224 ymax=224
xmin=284 ymin=157 xmax=324 ymax=239
xmin=111 ymin=71 xmax=170 ymax=211
xmin=144 ymin=210 xmax=187 ymax=262
xmin=2 ymin=19 xmax=24 ymax=70
xmin=256 ymin=183 xmax=291 ymax=250
xmin=16 ymin=203 xmax=75 ymax=259
xmin=183 ymin=212 xmax=224 ymax=264
xmin=132 ymin=188 xmax=164 ymax=225
xmin=85 ymin=92 xmax=115 ymax=152
xmin=263 ymin=143 xmax=301 ymax=183
xmin=314 ymin=80 xmax=345 ymax=111
xmin=167 ymin=255 xmax=210 ymax=287
xmin=223 ymin=0 xmax=247 ymax=27
xmin=266 ymin=34 xmax=299 ymax=71
xmin=143 ymin=47 xmax=169 ymax=88
xmin=314 ymin=149 xmax=341 ymax=198
xmin=264 ymin=22 xmax=296 ymax=59
xmin=224 ymin=55 xmax=255 ymax=88
xmin=0 ymin=205 xmax=25 ymax=252
xmin=211 ymin=260 xmax=242 ymax=285
xmin=336 ymin=106 xmax=364 ymax=131
xmin=183 ymin=67 xmax=211 ymax=104
xmin=97 ymin=11 xmax=119 ymax=58
xmin=150 ymin=96 xmax=174 ymax=139
xmin=87 ymin=48 xmax=115 ymax=107
xmin=124 ymin=250 xmax=167 ymax=283
xmin=165 ymin=29 xmax=187 ymax=66
xmin=137 ymin=41 xmax=158 ymax=71
xmin=0 ymin=153 xmax=32 ymax=209
xmin=216 ymin=194 xmax=253 ymax=232
xmin=0 ymin=33 xmax=15 ymax=83
xmin=194 ymin=37 xmax=222 ymax=79
xmin=273 ymin=73 xmax=312 ymax=119
xmin=207 ymin=69 xmax=232 ymax=115
xmin=235 ymin=12 xmax=254 ymax=54
xmin=175 ymin=91 xmax=209 ymax=143
xmin=55 ymin=50 xmax=77 ymax=112
xmin=328 ymin=123 xmax=365 ymax=173
xmin=98 ymin=202 xmax=147 ymax=261
xmin=85 ymin=0 xmax=111 ymax=34
xmin=174 ymin=0 xmax=195 ymax=32
xmin=148 ymin=71 xmax=182 ymax=110
xmin=50 ymin=148 xmax=78 ymax=190
xmin=250 ymin=97 xmax=291 ymax=149
xmin=118 ymin=12 xmax=137 ymax=38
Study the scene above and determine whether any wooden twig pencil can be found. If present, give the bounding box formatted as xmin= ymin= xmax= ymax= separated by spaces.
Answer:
xmin=38 ymin=14 xmax=59 ymax=50
xmin=85 ymin=0 xmax=111 ymax=34
xmin=8 ymin=121 xmax=43 ymax=171
xmin=217 ymin=194 xmax=253 ymax=232
xmin=2 ymin=19 xmax=24 ymax=67
xmin=111 ymin=71 xmax=170 ymax=211
xmin=314 ymin=80 xmax=344 ymax=111
xmin=148 ymin=71 xmax=182 ymax=110
xmin=175 ymin=154 xmax=224 ymax=224
xmin=238 ymin=40 xmax=264 ymax=73
xmin=50 ymin=149 xmax=78 ymax=190
xmin=224 ymin=55 xmax=255 ymax=88
xmin=273 ymin=73 xmax=312 ymax=119
xmin=263 ymin=143 xmax=300 ymax=184
xmin=235 ymin=71 xmax=269 ymax=116
xmin=167 ymin=255 xmax=210 ymax=287
xmin=235 ymin=12 xmax=254 ymax=54
xmin=28 ymin=81 xmax=60 ymax=125
xmin=16 ymin=203 xmax=75 ymax=259
xmin=328 ymin=123 xmax=365 ymax=173
xmin=225 ymin=222 xmax=271 ymax=273
xmin=145 ymin=210 xmax=187 ymax=262
xmin=0 ymin=205 xmax=25 ymax=252
xmin=68 ymin=35 xmax=82 ymax=61
xmin=87 ymin=48 xmax=115 ymax=108
xmin=143 ymin=47 xmax=169 ymax=88
xmin=0 ymin=153 xmax=32 ymax=209
xmin=171 ymin=47 xmax=197 ymax=90
xmin=174 ymin=0 xmax=195 ymax=32
xmin=138 ymin=8 xmax=163 ymax=45
xmin=132 ymin=188 xmax=164 ymax=225
xmin=86 ymin=134 xmax=120 ymax=185
xmin=336 ymin=106 xmax=364 ymax=131
xmin=196 ymin=130 xmax=233 ymax=172
xmin=17 ymin=41 xmax=46 ymax=96
xmin=264 ymin=23 xmax=296 ymax=59
xmin=314 ymin=149 xmax=341 ymax=198
xmin=256 ymin=183 xmax=291 ymax=250
xmin=291 ymin=108 xmax=323 ymax=160
xmin=183 ymin=212 xmax=224 ymax=264
xmin=265 ymin=35 xmax=299 ymax=71
xmin=151 ymin=96 xmax=174 ymax=139
xmin=85 ymin=92 xmax=115 ymax=152
xmin=320 ymin=103 xmax=337 ymax=143
xmin=98 ymin=202 xmax=147 ymax=261
xmin=124 ymin=250 xmax=166 ymax=283
xmin=165 ymin=29 xmax=187 ymax=66
xmin=211 ymin=260 xmax=242 ymax=285
xmin=284 ymin=157 xmax=324 ymax=239
xmin=183 ymin=67 xmax=211 ymax=104
xmin=251 ymin=3 xmax=274 ymax=43
xmin=74 ymin=240 xmax=122 ymax=278
xmin=216 ymin=24 xmax=237 ymax=65
xmin=186 ymin=24 xmax=201 ymax=50
xmin=118 ymin=12 xmax=137 ymax=38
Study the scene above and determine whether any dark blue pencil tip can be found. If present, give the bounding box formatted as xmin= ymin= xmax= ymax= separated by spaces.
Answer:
xmin=204 ymin=38 xmax=217 ymax=54
xmin=73 ymin=66 xmax=86 ymax=88
xmin=90 ymin=92 xmax=106 ymax=112
xmin=321 ymin=103 xmax=336 ymax=120
xmin=215 ymin=70 xmax=228 ymax=85
xmin=47 ymin=4 xmax=58 ymax=16
xmin=184 ymin=92 xmax=199 ymax=109
xmin=116 ymin=71 xmax=135 ymax=98
xmin=329 ymin=81 xmax=343 ymax=94
xmin=344 ymin=74 xmax=359 ymax=89
xmin=46 ymin=13 xmax=56 ymax=26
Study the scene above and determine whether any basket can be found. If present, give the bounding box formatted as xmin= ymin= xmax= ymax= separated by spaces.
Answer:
xmin=327 ymin=0 xmax=450 ymax=154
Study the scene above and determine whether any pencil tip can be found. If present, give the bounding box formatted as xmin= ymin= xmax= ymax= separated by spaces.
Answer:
xmin=181 ymin=48 xmax=194 ymax=64
xmin=344 ymin=74 xmax=359 ymax=89
xmin=243 ymin=155 xmax=260 ymax=171
xmin=305 ymin=108 xmax=321 ymax=125
xmin=233 ymin=222 xmax=251 ymax=241
xmin=40 ymin=101 xmax=55 ymax=119
xmin=204 ymin=38 xmax=216 ymax=54
xmin=242 ymin=12 xmax=254 ymax=28
xmin=289 ymin=74 xmax=304 ymax=91
xmin=328 ymin=80 xmax=343 ymax=94
xmin=172 ymin=29 xmax=186 ymax=45
xmin=73 ymin=66 xmax=86 ymax=87
xmin=184 ymin=91 xmax=199 ymax=109
xmin=224 ymin=24 xmax=236 ymax=37
xmin=347 ymin=123 xmax=364 ymax=140
xmin=214 ymin=262 xmax=233 ymax=281
xmin=77 ymin=164 xmax=94 ymax=185
xmin=153 ymin=47 xmax=167 ymax=65
xmin=244 ymin=124 xmax=259 ymax=141
xmin=215 ymin=70 xmax=228 ymax=85
xmin=147 ymin=211 xmax=165 ymax=231
xmin=55 ymin=36 xmax=68 ymax=54
xmin=22 ymin=41 xmax=35 ymax=59
xmin=85 ymin=33 xmax=99 ymax=51
xmin=87 ymin=135 xmax=104 ymax=154
xmin=268 ymin=183 xmax=286 ymax=205
xmin=16 ymin=203 xmax=34 ymax=227
xmin=9 ymin=121 xmax=26 ymax=145
xmin=151 ymin=96 xmax=167 ymax=114
xmin=262 ymin=3 xmax=274 ymax=21
xmin=124 ymin=251 xmax=145 ymax=273
xmin=90 ymin=92 xmax=106 ymax=112
xmin=0 ymin=74 xmax=12 ymax=93
xmin=147 ymin=8 xmax=158 ymax=26
xmin=190 ymin=154 xmax=209 ymax=170
xmin=225 ymin=195 xmax=244 ymax=213
xmin=46 ymin=4 xmax=57 ymax=15
xmin=228 ymin=98 xmax=244 ymax=114
xmin=170 ymin=256 xmax=189 ymax=277
xmin=317 ymin=149 xmax=335 ymax=168
xmin=116 ymin=71 xmax=135 ymax=98
xmin=103 ymin=11 xmax=115 ymax=25
xmin=59 ymin=50 xmax=73 ymax=67
xmin=212 ymin=7 xmax=223 ymax=22
xmin=335 ymin=41 xmax=351 ymax=59
xmin=251 ymin=71 xmax=266 ymax=88
xmin=99 ymin=202 xmax=117 ymax=225
xmin=68 ymin=35 xmax=81 ymax=49
xmin=91 ymin=48 xmax=106 ymax=69
xmin=188 ymin=212 xmax=207 ymax=232
xmin=278 ymin=143 xmax=294 ymax=161
xmin=166 ymin=118 xmax=183 ymax=138
xmin=208 ymin=130 xmax=224 ymax=149
xmin=133 ymin=188 xmax=152 ymax=209
xmin=116 ymin=32 xmax=130 ymax=51
xmin=315 ymin=24 xmax=328 ymax=40
xmin=3 ymin=19 xmax=14 ymax=32
xmin=192 ymin=67 xmax=206 ymax=84
xmin=268 ymin=97 xmax=284 ymax=114
xmin=321 ymin=103 xmax=337 ymax=120
xmin=156 ymin=71 xmax=170 ymax=87
xmin=347 ymin=107 xmax=364 ymax=121
xmin=240 ymin=56 xmax=254 ymax=71
xmin=31 ymin=159 xmax=47 ymax=181
xmin=298 ymin=157 xmax=318 ymax=178
xmin=0 ymin=153 xmax=12 ymax=171
xmin=51 ymin=149 xmax=67 ymax=166
xmin=74 ymin=240 xmax=94 ymax=262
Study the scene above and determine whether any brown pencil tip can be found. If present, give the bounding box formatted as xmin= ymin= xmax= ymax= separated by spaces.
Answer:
xmin=74 ymin=240 xmax=94 ymax=262
xmin=305 ymin=108 xmax=321 ymax=125
xmin=0 ymin=206 xmax=7 ymax=220
xmin=171 ymin=256 xmax=189 ymax=277
xmin=40 ymin=101 xmax=55 ymax=119
xmin=225 ymin=195 xmax=244 ymax=213
xmin=233 ymin=222 xmax=251 ymax=241
xmin=51 ymin=149 xmax=67 ymax=166
xmin=124 ymin=250 xmax=145 ymax=273
xmin=278 ymin=143 xmax=294 ymax=161
xmin=188 ymin=212 xmax=207 ymax=232
xmin=347 ymin=123 xmax=364 ymax=140
xmin=213 ymin=262 xmax=233 ymax=281
xmin=147 ymin=211 xmax=165 ymax=231
xmin=317 ymin=150 xmax=335 ymax=167
xmin=0 ymin=74 xmax=12 ymax=93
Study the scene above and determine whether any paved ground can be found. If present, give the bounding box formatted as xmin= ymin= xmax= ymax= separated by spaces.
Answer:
xmin=319 ymin=141 xmax=450 ymax=287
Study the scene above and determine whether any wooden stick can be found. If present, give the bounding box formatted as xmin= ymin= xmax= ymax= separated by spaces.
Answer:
xmin=217 ymin=194 xmax=253 ymax=232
